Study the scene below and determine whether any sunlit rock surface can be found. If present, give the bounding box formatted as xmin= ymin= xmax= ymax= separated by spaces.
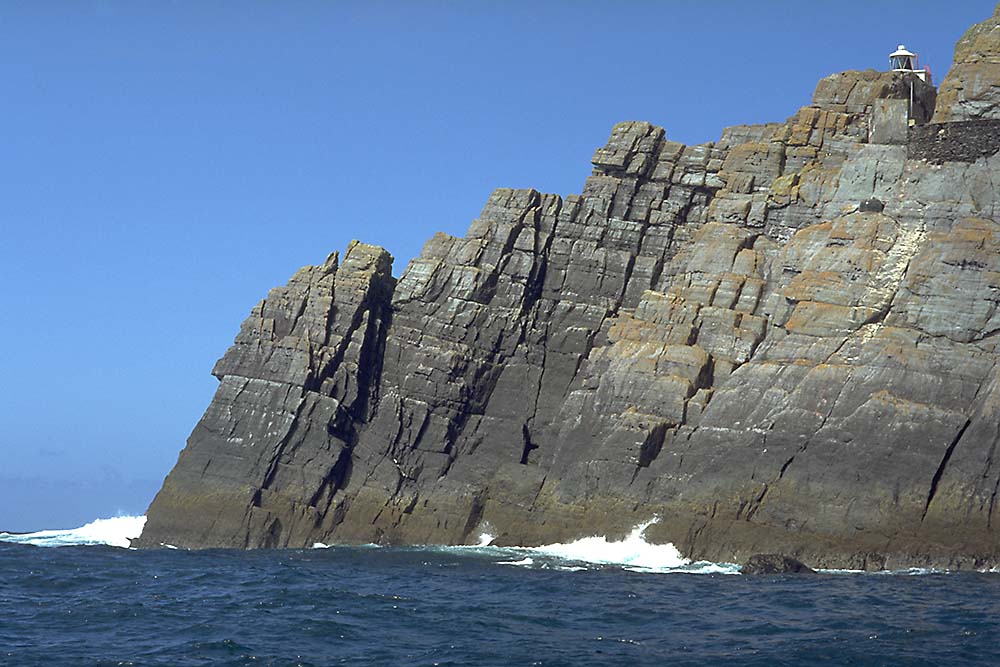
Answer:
xmin=140 ymin=5 xmax=1000 ymax=570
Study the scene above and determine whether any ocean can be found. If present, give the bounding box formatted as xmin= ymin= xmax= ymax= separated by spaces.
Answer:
xmin=1 ymin=517 xmax=998 ymax=666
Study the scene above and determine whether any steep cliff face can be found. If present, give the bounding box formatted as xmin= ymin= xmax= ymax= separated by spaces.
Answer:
xmin=140 ymin=242 xmax=395 ymax=548
xmin=140 ymin=5 xmax=1000 ymax=569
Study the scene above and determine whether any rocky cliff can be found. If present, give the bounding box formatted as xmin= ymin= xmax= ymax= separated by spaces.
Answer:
xmin=139 ymin=5 xmax=1000 ymax=570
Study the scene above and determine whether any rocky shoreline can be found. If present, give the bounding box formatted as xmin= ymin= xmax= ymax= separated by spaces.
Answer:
xmin=138 ymin=4 xmax=1000 ymax=570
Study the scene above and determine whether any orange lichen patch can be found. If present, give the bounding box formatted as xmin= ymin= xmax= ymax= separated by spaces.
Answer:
xmin=784 ymin=301 xmax=880 ymax=337
xmin=784 ymin=271 xmax=848 ymax=302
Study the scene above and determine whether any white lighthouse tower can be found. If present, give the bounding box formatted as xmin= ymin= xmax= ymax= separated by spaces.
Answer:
xmin=889 ymin=45 xmax=931 ymax=83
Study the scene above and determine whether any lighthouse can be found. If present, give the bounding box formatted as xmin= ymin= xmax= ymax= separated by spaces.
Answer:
xmin=871 ymin=44 xmax=936 ymax=143
xmin=889 ymin=45 xmax=931 ymax=84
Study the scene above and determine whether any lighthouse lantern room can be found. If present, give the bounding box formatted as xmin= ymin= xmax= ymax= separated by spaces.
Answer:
xmin=889 ymin=44 xmax=930 ymax=83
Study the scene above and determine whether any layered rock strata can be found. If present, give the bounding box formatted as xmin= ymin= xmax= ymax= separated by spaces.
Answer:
xmin=141 ymin=5 xmax=1000 ymax=570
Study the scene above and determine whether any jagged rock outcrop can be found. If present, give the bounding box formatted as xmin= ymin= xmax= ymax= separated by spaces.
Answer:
xmin=934 ymin=4 xmax=1000 ymax=122
xmin=140 ymin=242 xmax=395 ymax=548
xmin=140 ymin=4 xmax=1000 ymax=570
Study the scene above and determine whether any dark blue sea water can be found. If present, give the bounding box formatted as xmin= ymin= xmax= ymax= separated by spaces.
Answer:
xmin=2 ymin=521 xmax=999 ymax=667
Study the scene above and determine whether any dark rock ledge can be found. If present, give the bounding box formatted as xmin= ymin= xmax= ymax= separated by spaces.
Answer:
xmin=742 ymin=554 xmax=815 ymax=575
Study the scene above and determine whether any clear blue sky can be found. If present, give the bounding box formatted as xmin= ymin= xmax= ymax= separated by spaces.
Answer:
xmin=0 ymin=1 xmax=991 ymax=531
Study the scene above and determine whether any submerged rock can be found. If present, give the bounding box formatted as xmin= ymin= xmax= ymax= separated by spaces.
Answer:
xmin=742 ymin=554 xmax=815 ymax=575
xmin=138 ymin=4 xmax=1000 ymax=571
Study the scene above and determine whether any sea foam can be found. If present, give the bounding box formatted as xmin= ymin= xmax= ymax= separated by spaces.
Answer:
xmin=524 ymin=519 xmax=739 ymax=574
xmin=447 ymin=518 xmax=739 ymax=574
xmin=0 ymin=515 xmax=147 ymax=549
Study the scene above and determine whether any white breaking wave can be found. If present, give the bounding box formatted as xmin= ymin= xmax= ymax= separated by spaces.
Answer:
xmin=499 ymin=556 xmax=535 ymax=567
xmin=0 ymin=515 xmax=147 ymax=549
xmin=311 ymin=542 xmax=382 ymax=550
xmin=443 ymin=518 xmax=739 ymax=574
xmin=523 ymin=519 xmax=739 ymax=574
xmin=527 ymin=519 xmax=687 ymax=570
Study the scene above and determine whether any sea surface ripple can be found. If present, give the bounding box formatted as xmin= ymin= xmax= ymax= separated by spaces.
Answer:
xmin=2 ymin=525 xmax=999 ymax=666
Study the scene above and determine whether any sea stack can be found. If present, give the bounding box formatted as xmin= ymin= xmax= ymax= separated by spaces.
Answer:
xmin=139 ymin=4 xmax=1000 ymax=571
